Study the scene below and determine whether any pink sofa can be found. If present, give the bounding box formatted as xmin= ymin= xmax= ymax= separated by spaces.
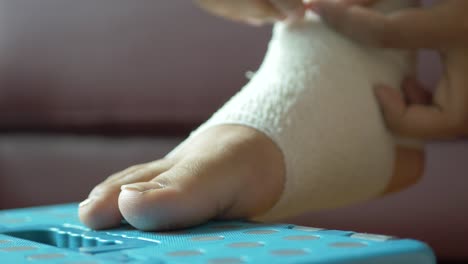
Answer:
xmin=1 ymin=1 xmax=466 ymax=261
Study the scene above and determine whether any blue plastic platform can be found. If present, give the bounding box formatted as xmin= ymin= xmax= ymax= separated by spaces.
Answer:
xmin=0 ymin=203 xmax=435 ymax=263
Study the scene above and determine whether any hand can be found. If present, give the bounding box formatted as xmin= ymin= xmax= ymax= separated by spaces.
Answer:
xmin=196 ymin=0 xmax=306 ymax=26
xmin=309 ymin=0 xmax=468 ymax=139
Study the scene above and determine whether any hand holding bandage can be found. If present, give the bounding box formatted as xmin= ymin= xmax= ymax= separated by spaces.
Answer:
xmin=310 ymin=0 xmax=468 ymax=140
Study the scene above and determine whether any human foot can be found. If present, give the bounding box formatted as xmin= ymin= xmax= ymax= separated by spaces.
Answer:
xmin=78 ymin=125 xmax=285 ymax=231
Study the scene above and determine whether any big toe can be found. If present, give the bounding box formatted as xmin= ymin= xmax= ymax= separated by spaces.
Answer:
xmin=118 ymin=160 xmax=242 ymax=231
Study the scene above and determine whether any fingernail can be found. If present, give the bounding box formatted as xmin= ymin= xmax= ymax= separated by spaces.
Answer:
xmin=79 ymin=197 xmax=94 ymax=208
xmin=121 ymin=182 xmax=165 ymax=193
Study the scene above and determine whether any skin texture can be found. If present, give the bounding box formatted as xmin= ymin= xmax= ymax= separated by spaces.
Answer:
xmin=79 ymin=125 xmax=424 ymax=231
xmin=79 ymin=125 xmax=285 ymax=231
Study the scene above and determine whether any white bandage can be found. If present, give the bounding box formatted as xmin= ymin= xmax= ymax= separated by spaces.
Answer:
xmin=169 ymin=1 xmax=419 ymax=220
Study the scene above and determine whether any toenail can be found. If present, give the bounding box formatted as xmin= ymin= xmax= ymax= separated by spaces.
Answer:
xmin=79 ymin=197 xmax=94 ymax=208
xmin=120 ymin=182 xmax=164 ymax=193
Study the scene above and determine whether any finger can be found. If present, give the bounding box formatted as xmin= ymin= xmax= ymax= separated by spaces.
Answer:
xmin=242 ymin=0 xmax=286 ymax=24
xmin=79 ymin=160 xmax=172 ymax=230
xmin=270 ymin=0 xmax=305 ymax=21
xmin=375 ymin=48 xmax=468 ymax=139
xmin=211 ymin=0 xmax=284 ymax=25
xmin=401 ymin=77 xmax=432 ymax=105
xmin=197 ymin=0 xmax=283 ymax=25
xmin=311 ymin=0 xmax=465 ymax=49
xmin=374 ymin=84 xmax=461 ymax=139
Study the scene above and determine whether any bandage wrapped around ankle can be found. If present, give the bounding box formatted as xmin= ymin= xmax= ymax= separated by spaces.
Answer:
xmin=169 ymin=2 xmax=418 ymax=220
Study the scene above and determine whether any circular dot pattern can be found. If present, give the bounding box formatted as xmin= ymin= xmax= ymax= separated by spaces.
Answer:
xmin=167 ymin=250 xmax=203 ymax=257
xmin=243 ymin=230 xmax=278 ymax=235
xmin=283 ymin=235 xmax=319 ymax=241
xmin=1 ymin=218 xmax=29 ymax=224
xmin=211 ymin=225 xmax=243 ymax=230
xmin=65 ymin=262 xmax=100 ymax=264
xmin=27 ymin=253 xmax=66 ymax=260
xmin=271 ymin=249 xmax=308 ymax=256
xmin=191 ymin=236 xmax=225 ymax=241
xmin=329 ymin=242 xmax=367 ymax=248
xmin=292 ymin=226 xmax=323 ymax=232
xmin=228 ymin=242 xmax=264 ymax=248
xmin=159 ymin=230 xmax=191 ymax=235
xmin=0 ymin=246 xmax=38 ymax=252
xmin=208 ymin=257 xmax=244 ymax=264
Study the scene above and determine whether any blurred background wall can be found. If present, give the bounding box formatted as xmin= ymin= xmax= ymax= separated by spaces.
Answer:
xmin=0 ymin=0 xmax=466 ymax=261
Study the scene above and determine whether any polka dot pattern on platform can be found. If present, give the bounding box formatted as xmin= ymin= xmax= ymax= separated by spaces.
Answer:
xmin=167 ymin=250 xmax=203 ymax=257
xmin=271 ymin=249 xmax=308 ymax=256
xmin=208 ymin=257 xmax=245 ymax=264
xmin=191 ymin=236 xmax=225 ymax=242
xmin=27 ymin=253 xmax=66 ymax=260
xmin=329 ymin=242 xmax=367 ymax=248
xmin=0 ymin=246 xmax=38 ymax=252
xmin=228 ymin=242 xmax=264 ymax=248
xmin=283 ymin=235 xmax=319 ymax=241
xmin=243 ymin=230 xmax=278 ymax=235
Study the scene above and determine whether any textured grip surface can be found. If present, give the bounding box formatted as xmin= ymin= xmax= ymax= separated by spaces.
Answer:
xmin=0 ymin=204 xmax=435 ymax=263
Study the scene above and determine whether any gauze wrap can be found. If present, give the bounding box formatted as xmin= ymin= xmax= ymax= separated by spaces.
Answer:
xmin=169 ymin=1 xmax=419 ymax=220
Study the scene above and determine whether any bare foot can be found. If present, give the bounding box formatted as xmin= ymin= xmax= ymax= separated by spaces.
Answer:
xmin=78 ymin=125 xmax=285 ymax=231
